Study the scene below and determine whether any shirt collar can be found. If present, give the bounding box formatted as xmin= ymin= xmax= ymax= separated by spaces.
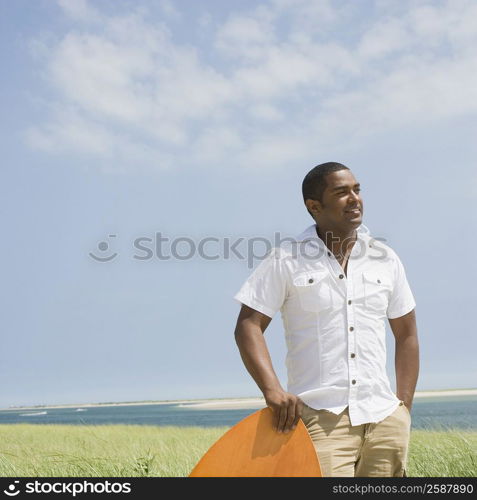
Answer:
xmin=294 ymin=222 xmax=371 ymax=247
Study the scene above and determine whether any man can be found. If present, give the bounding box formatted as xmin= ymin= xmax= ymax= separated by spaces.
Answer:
xmin=233 ymin=162 xmax=419 ymax=477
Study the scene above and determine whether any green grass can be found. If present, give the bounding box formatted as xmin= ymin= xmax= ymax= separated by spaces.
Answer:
xmin=408 ymin=430 xmax=477 ymax=477
xmin=0 ymin=425 xmax=475 ymax=477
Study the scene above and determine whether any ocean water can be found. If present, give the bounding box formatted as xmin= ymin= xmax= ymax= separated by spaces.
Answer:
xmin=0 ymin=396 xmax=476 ymax=430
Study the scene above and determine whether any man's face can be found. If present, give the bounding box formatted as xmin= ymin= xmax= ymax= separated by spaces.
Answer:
xmin=307 ymin=170 xmax=363 ymax=231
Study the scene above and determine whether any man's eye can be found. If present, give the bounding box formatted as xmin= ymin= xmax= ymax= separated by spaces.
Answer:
xmin=337 ymin=188 xmax=360 ymax=195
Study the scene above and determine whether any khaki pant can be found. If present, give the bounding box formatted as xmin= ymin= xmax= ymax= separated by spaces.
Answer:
xmin=301 ymin=402 xmax=411 ymax=477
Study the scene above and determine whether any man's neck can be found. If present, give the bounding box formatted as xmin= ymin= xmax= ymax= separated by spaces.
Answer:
xmin=315 ymin=224 xmax=358 ymax=260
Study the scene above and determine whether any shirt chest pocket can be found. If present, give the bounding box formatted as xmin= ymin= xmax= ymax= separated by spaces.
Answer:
xmin=293 ymin=269 xmax=334 ymax=313
xmin=362 ymin=270 xmax=392 ymax=313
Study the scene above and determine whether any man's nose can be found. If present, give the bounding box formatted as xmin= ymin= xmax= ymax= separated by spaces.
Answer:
xmin=349 ymin=190 xmax=360 ymax=202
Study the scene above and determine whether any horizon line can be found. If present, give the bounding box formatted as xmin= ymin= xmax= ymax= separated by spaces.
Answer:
xmin=2 ymin=387 xmax=477 ymax=411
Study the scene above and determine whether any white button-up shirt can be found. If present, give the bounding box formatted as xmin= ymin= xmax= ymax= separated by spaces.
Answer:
xmin=233 ymin=223 xmax=416 ymax=426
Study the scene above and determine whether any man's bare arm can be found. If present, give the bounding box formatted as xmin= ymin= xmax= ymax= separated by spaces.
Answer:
xmin=234 ymin=304 xmax=303 ymax=433
xmin=389 ymin=309 xmax=419 ymax=411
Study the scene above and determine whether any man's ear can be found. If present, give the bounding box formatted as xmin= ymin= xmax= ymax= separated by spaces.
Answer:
xmin=305 ymin=198 xmax=321 ymax=216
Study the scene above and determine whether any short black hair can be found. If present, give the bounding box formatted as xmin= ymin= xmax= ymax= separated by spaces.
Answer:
xmin=302 ymin=162 xmax=350 ymax=217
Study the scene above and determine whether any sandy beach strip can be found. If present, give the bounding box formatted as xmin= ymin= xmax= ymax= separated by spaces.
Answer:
xmin=176 ymin=389 xmax=477 ymax=410
xmin=0 ymin=399 xmax=218 ymax=411
xmin=2 ymin=389 xmax=476 ymax=412
xmin=414 ymin=389 xmax=477 ymax=398
xmin=176 ymin=398 xmax=267 ymax=410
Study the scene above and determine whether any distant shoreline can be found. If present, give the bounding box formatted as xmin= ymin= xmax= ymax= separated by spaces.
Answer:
xmin=1 ymin=388 xmax=476 ymax=412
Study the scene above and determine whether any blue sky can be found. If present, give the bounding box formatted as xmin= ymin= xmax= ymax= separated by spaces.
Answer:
xmin=1 ymin=0 xmax=476 ymax=408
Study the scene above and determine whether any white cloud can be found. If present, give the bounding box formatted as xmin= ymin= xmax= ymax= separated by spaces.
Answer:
xmin=234 ymin=133 xmax=313 ymax=171
xmin=49 ymin=33 xmax=152 ymax=123
xmin=57 ymin=0 xmax=101 ymax=22
xmin=26 ymin=106 xmax=115 ymax=156
xmin=410 ymin=1 xmax=477 ymax=48
xmin=158 ymin=0 xmax=181 ymax=20
xmin=27 ymin=0 xmax=477 ymax=173
xmin=192 ymin=127 xmax=243 ymax=164
xmin=250 ymin=104 xmax=284 ymax=122
xmin=358 ymin=18 xmax=412 ymax=60
xmin=271 ymin=0 xmax=337 ymax=30
xmin=215 ymin=14 xmax=276 ymax=61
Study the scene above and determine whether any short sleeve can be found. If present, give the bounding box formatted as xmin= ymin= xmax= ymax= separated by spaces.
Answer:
xmin=386 ymin=252 xmax=416 ymax=319
xmin=233 ymin=247 xmax=288 ymax=319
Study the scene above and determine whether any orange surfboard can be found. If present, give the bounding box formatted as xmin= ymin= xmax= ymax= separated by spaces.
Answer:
xmin=189 ymin=407 xmax=322 ymax=477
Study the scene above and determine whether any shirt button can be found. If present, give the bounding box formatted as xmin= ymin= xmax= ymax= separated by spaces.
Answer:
xmin=352 ymin=379 xmax=357 ymax=385
xmin=377 ymin=279 xmax=381 ymax=284
xmin=339 ymin=274 xmax=344 ymax=279
xmin=327 ymin=251 xmax=331 ymax=257
xmin=308 ymin=278 xmax=314 ymax=284
xmin=349 ymin=326 xmax=354 ymax=331
xmin=350 ymin=353 xmax=356 ymax=358
xmin=348 ymin=300 xmax=352 ymax=305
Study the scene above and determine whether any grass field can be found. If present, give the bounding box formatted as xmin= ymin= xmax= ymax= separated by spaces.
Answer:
xmin=0 ymin=424 xmax=475 ymax=477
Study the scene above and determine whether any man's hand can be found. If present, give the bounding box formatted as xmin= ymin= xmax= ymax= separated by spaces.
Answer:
xmin=402 ymin=401 xmax=412 ymax=412
xmin=234 ymin=305 xmax=304 ymax=434
xmin=263 ymin=388 xmax=304 ymax=434
xmin=389 ymin=309 xmax=419 ymax=416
